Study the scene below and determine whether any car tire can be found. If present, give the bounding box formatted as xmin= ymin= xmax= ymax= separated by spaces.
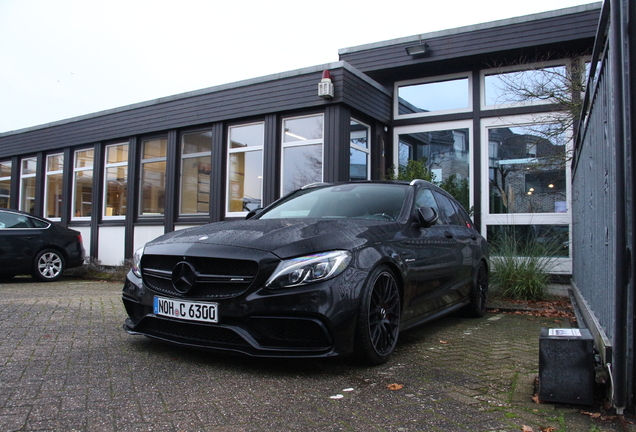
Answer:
xmin=463 ymin=261 xmax=488 ymax=318
xmin=32 ymin=249 xmax=65 ymax=282
xmin=354 ymin=265 xmax=401 ymax=365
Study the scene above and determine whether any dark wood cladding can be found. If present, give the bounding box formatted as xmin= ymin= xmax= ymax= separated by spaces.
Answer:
xmin=340 ymin=8 xmax=600 ymax=76
xmin=0 ymin=66 xmax=391 ymax=158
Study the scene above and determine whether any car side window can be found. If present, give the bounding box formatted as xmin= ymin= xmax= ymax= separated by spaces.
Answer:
xmin=0 ymin=213 xmax=32 ymax=229
xmin=31 ymin=218 xmax=49 ymax=228
xmin=432 ymin=191 xmax=462 ymax=226
xmin=415 ymin=188 xmax=442 ymax=225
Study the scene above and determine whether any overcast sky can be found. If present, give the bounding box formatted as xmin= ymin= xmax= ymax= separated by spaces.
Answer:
xmin=0 ymin=0 xmax=598 ymax=133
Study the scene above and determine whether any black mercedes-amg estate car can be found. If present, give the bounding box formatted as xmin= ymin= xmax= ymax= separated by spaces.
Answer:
xmin=122 ymin=180 xmax=488 ymax=364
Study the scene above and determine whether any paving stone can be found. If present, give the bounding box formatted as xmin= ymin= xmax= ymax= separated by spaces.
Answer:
xmin=0 ymin=278 xmax=633 ymax=432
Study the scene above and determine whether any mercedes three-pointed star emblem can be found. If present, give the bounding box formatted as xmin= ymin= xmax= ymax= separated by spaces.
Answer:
xmin=171 ymin=261 xmax=197 ymax=294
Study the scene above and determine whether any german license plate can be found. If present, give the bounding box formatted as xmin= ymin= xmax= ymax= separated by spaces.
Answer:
xmin=153 ymin=297 xmax=218 ymax=323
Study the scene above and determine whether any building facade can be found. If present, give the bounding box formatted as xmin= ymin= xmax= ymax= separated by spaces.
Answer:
xmin=0 ymin=4 xmax=600 ymax=268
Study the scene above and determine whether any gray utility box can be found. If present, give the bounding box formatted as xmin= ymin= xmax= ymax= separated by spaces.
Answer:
xmin=538 ymin=327 xmax=594 ymax=405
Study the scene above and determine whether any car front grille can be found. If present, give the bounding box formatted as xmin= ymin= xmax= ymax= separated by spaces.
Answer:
xmin=136 ymin=317 xmax=250 ymax=347
xmin=248 ymin=317 xmax=332 ymax=348
xmin=141 ymin=255 xmax=259 ymax=299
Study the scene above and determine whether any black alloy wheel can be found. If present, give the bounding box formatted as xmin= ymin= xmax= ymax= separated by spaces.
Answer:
xmin=355 ymin=265 xmax=401 ymax=365
xmin=32 ymin=249 xmax=65 ymax=282
xmin=463 ymin=261 xmax=488 ymax=317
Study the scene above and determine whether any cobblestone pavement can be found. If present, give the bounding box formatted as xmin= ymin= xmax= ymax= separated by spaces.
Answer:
xmin=0 ymin=278 xmax=633 ymax=432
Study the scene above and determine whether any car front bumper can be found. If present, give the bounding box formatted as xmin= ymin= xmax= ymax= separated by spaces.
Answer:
xmin=122 ymin=266 xmax=368 ymax=358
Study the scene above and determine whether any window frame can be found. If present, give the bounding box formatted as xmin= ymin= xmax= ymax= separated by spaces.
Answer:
xmin=0 ymin=160 xmax=12 ymax=209
xmin=44 ymin=153 xmax=64 ymax=220
xmin=281 ymin=113 xmax=324 ymax=196
xmin=102 ymin=142 xmax=129 ymax=220
xmin=139 ymin=137 xmax=168 ymax=217
xmin=480 ymin=60 xmax=570 ymax=110
xmin=394 ymin=72 xmax=472 ymax=119
xmin=350 ymin=118 xmax=371 ymax=181
xmin=393 ymin=120 xmax=473 ymax=209
xmin=226 ymin=122 xmax=264 ymax=218
xmin=179 ymin=129 xmax=213 ymax=216
xmin=480 ymin=114 xmax=572 ymax=229
xmin=19 ymin=156 xmax=37 ymax=213
xmin=71 ymin=148 xmax=94 ymax=221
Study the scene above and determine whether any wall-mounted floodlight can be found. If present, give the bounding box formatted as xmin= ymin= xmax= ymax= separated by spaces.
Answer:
xmin=405 ymin=43 xmax=429 ymax=56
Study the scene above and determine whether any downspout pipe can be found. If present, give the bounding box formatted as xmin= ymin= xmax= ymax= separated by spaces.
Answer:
xmin=609 ymin=0 xmax=629 ymax=413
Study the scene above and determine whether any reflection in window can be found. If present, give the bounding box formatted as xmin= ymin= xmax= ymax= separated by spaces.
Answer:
xmin=488 ymin=125 xmax=566 ymax=214
xmin=0 ymin=161 xmax=11 ymax=208
xmin=282 ymin=114 xmax=323 ymax=194
xmin=45 ymin=154 xmax=64 ymax=218
xmin=487 ymin=224 xmax=570 ymax=258
xmin=73 ymin=149 xmax=94 ymax=218
xmin=397 ymin=77 xmax=469 ymax=116
xmin=350 ymin=119 xmax=370 ymax=180
xmin=227 ymin=123 xmax=263 ymax=214
xmin=181 ymin=131 xmax=212 ymax=215
xmin=140 ymin=138 xmax=167 ymax=216
xmin=484 ymin=66 xmax=567 ymax=107
xmin=104 ymin=143 xmax=128 ymax=217
xmin=20 ymin=157 xmax=37 ymax=213
xmin=398 ymin=128 xmax=470 ymax=209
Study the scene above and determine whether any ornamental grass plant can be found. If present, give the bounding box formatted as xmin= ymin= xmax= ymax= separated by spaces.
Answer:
xmin=489 ymin=229 xmax=561 ymax=301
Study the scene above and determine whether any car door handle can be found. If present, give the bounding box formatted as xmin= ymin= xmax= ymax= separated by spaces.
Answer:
xmin=444 ymin=231 xmax=454 ymax=239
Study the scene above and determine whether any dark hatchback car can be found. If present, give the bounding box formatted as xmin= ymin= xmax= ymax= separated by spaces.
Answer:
xmin=122 ymin=180 xmax=488 ymax=364
xmin=0 ymin=208 xmax=85 ymax=282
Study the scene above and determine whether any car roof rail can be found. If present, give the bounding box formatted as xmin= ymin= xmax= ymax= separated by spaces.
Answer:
xmin=409 ymin=179 xmax=431 ymax=186
xmin=301 ymin=182 xmax=333 ymax=189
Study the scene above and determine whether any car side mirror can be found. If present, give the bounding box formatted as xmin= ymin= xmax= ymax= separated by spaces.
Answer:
xmin=245 ymin=208 xmax=264 ymax=220
xmin=416 ymin=206 xmax=438 ymax=228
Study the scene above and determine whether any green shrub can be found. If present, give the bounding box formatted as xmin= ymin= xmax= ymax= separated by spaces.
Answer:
xmin=489 ymin=230 xmax=560 ymax=300
xmin=385 ymin=158 xmax=435 ymax=182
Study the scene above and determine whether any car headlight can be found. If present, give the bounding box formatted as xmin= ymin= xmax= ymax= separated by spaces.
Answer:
xmin=132 ymin=246 xmax=144 ymax=278
xmin=266 ymin=251 xmax=352 ymax=289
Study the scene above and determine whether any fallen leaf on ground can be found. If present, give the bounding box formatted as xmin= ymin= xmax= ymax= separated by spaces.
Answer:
xmin=540 ymin=427 xmax=555 ymax=432
xmin=581 ymin=411 xmax=602 ymax=419
xmin=439 ymin=340 xmax=448 ymax=344
xmin=386 ymin=383 xmax=404 ymax=391
xmin=521 ymin=425 xmax=533 ymax=432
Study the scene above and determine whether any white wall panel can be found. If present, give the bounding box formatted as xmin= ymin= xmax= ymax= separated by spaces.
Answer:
xmin=97 ymin=226 xmax=125 ymax=266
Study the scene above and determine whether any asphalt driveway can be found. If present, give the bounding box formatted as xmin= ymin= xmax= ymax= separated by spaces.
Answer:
xmin=0 ymin=277 xmax=632 ymax=432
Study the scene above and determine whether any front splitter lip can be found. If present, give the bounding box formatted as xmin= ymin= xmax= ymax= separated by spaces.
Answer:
xmin=122 ymin=319 xmax=339 ymax=359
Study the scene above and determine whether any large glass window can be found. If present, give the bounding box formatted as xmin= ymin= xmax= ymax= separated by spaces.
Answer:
xmin=0 ymin=161 xmax=11 ymax=208
xmin=488 ymin=124 xmax=567 ymax=214
xmin=45 ymin=154 xmax=64 ymax=219
xmin=487 ymin=224 xmax=570 ymax=258
xmin=180 ymin=131 xmax=212 ymax=215
xmin=140 ymin=138 xmax=167 ymax=216
xmin=20 ymin=157 xmax=37 ymax=213
xmin=350 ymin=119 xmax=370 ymax=180
xmin=282 ymin=114 xmax=323 ymax=195
xmin=103 ymin=143 xmax=128 ymax=218
xmin=73 ymin=149 xmax=94 ymax=219
xmin=483 ymin=64 xmax=568 ymax=108
xmin=396 ymin=124 xmax=471 ymax=210
xmin=227 ymin=123 xmax=263 ymax=215
xmin=396 ymin=74 xmax=470 ymax=118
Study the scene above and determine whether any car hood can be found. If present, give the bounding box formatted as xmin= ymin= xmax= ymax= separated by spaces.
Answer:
xmin=146 ymin=219 xmax=398 ymax=259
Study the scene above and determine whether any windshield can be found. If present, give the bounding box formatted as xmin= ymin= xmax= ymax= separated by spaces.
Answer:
xmin=258 ymin=183 xmax=408 ymax=221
